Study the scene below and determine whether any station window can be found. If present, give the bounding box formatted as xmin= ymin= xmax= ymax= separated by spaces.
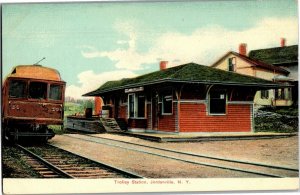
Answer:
xmin=9 ymin=80 xmax=27 ymax=98
xmin=162 ymin=94 xmax=172 ymax=114
xmin=29 ymin=82 xmax=47 ymax=99
xmin=209 ymin=90 xmax=226 ymax=115
xmin=128 ymin=94 xmax=135 ymax=118
xmin=128 ymin=93 xmax=146 ymax=118
xmin=49 ymin=84 xmax=63 ymax=100
xmin=137 ymin=95 xmax=145 ymax=117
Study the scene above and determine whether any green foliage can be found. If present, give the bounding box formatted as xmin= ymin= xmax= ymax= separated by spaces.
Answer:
xmin=63 ymin=99 xmax=95 ymax=120
xmin=64 ymin=102 xmax=85 ymax=117
xmin=48 ymin=125 xmax=65 ymax=134
xmin=83 ymin=100 xmax=94 ymax=108
xmin=255 ymin=107 xmax=298 ymax=133
xmin=2 ymin=146 xmax=41 ymax=178
xmin=259 ymin=106 xmax=299 ymax=116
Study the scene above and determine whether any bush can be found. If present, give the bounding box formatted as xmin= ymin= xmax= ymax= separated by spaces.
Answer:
xmin=255 ymin=107 xmax=298 ymax=133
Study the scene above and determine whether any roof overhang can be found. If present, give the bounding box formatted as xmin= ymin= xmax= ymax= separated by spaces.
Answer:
xmin=83 ymin=79 xmax=286 ymax=96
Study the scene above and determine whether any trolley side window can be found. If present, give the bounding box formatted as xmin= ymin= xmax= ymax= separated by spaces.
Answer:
xmin=29 ymin=82 xmax=47 ymax=99
xmin=9 ymin=80 xmax=27 ymax=98
xmin=49 ymin=84 xmax=62 ymax=100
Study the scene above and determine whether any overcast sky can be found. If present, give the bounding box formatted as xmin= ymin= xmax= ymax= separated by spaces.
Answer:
xmin=2 ymin=0 xmax=298 ymax=99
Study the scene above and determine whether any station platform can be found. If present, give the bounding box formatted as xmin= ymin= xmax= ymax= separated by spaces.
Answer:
xmin=117 ymin=130 xmax=297 ymax=142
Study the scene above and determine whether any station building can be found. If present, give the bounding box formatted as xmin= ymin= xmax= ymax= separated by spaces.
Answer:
xmin=84 ymin=62 xmax=281 ymax=133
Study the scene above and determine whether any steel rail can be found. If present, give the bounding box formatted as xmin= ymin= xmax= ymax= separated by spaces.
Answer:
xmin=47 ymin=144 xmax=144 ymax=179
xmin=63 ymin=134 xmax=284 ymax=178
xmin=86 ymin=134 xmax=298 ymax=172
xmin=16 ymin=144 xmax=74 ymax=178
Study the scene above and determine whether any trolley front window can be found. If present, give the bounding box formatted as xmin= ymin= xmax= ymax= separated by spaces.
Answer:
xmin=29 ymin=82 xmax=47 ymax=99
xmin=9 ymin=80 xmax=27 ymax=98
xmin=49 ymin=84 xmax=63 ymax=100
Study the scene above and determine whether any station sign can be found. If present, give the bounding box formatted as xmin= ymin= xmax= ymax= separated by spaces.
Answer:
xmin=125 ymin=86 xmax=144 ymax=93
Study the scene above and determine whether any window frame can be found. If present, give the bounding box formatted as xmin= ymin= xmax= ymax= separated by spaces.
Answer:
xmin=228 ymin=57 xmax=236 ymax=72
xmin=8 ymin=79 xmax=28 ymax=99
xmin=128 ymin=93 xmax=135 ymax=118
xmin=49 ymin=84 xmax=63 ymax=101
xmin=208 ymin=89 xmax=227 ymax=115
xmin=275 ymin=88 xmax=285 ymax=100
xmin=127 ymin=93 xmax=146 ymax=119
xmin=161 ymin=93 xmax=173 ymax=115
xmin=137 ymin=94 xmax=146 ymax=118
xmin=28 ymin=81 xmax=48 ymax=100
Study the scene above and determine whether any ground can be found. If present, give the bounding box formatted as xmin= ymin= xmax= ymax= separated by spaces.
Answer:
xmin=2 ymin=134 xmax=298 ymax=178
xmin=2 ymin=106 xmax=298 ymax=178
xmin=50 ymin=134 xmax=298 ymax=178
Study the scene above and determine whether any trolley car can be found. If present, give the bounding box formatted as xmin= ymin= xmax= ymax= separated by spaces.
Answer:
xmin=2 ymin=64 xmax=65 ymax=142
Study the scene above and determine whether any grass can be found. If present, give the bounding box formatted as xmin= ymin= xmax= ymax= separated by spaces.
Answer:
xmin=48 ymin=102 xmax=86 ymax=134
xmin=2 ymin=146 xmax=41 ymax=178
xmin=64 ymin=102 xmax=85 ymax=117
xmin=49 ymin=100 xmax=95 ymax=134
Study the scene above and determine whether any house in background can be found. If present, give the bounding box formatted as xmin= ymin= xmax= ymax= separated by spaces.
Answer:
xmin=211 ymin=42 xmax=293 ymax=107
xmin=248 ymin=39 xmax=298 ymax=106
xmin=84 ymin=62 xmax=281 ymax=133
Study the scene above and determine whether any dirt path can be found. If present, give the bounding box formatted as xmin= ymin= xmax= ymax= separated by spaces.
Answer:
xmin=89 ymin=134 xmax=299 ymax=168
xmin=49 ymin=134 xmax=298 ymax=178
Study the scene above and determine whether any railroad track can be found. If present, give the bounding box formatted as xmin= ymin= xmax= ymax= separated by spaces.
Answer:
xmin=16 ymin=144 xmax=143 ymax=179
xmin=64 ymin=134 xmax=299 ymax=178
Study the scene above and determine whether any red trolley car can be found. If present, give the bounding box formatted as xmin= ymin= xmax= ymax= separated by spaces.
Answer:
xmin=2 ymin=65 xmax=66 ymax=142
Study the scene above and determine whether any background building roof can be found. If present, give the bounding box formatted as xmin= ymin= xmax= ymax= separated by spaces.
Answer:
xmin=248 ymin=45 xmax=298 ymax=65
xmin=211 ymin=51 xmax=290 ymax=75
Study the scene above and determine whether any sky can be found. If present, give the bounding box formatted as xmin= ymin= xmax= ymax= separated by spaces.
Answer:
xmin=2 ymin=0 xmax=298 ymax=99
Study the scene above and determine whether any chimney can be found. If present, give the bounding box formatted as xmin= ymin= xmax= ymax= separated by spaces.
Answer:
xmin=160 ymin=61 xmax=168 ymax=70
xmin=239 ymin=43 xmax=247 ymax=56
xmin=280 ymin=38 xmax=286 ymax=47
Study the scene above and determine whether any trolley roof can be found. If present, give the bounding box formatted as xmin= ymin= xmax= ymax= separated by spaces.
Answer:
xmin=7 ymin=65 xmax=63 ymax=81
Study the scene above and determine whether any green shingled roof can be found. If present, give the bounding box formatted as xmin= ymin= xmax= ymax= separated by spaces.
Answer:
xmin=84 ymin=63 xmax=281 ymax=96
xmin=249 ymin=45 xmax=298 ymax=65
